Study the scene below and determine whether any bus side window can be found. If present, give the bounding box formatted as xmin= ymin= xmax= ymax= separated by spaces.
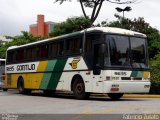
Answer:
xmin=13 ymin=51 xmax=17 ymax=63
xmin=66 ymin=37 xmax=82 ymax=55
xmin=85 ymin=36 xmax=92 ymax=53
xmin=41 ymin=45 xmax=48 ymax=58
xmin=57 ymin=42 xmax=64 ymax=56
xmin=16 ymin=49 xmax=24 ymax=62
xmin=15 ymin=51 xmax=18 ymax=62
xmin=84 ymin=35 xmax=93 ymax=69
xmin=37 ymin=46 xmax=41 ymax=59
xmin=26 ymin=48 xmax=32 ymax=61
xmin=32 ymin=47 xmax=38 ymax=60
xmin=53 ymin=43 xmax=58 ymax=57
xmin=66 ymin=39 xmax=74 ymax=55
xmin=74 ymin=38 xmax=82 ymax=53
xmin=86 ymin=34 xmax=101 ymax=53
xmin=20 ymin=50 xmax=24 ymax=62
xmin=7 ymin=51 xmax=14 ymax=63
xmin=49 ymin=42 xmax=58 ymax=58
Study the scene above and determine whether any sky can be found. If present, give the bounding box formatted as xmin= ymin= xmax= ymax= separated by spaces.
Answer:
xmin=0 ymin=0 xmax=159 ymax=36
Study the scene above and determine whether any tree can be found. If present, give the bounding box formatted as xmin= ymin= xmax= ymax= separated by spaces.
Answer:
xmin=50 ymin=16 xmax=91 ymax=36
xmin=54 ymin=0 xmax=137 ymax=25
xmin=150 ymin=53 xmax=160 ymax=94
xmin=0 ymin=31 xmax=46 ymax=58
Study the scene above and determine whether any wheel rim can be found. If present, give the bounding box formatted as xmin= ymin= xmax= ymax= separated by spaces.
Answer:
xmin=75 ymin=82 xmax=84 ymax=95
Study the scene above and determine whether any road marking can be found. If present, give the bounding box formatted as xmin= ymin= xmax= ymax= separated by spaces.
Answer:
xmin=71 ymin=105 xmax=129 ymax=120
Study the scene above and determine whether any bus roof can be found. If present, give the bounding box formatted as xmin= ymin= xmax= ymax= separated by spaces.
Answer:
xmin=86 ymin=27 xmax=146 ymax=37
xmin=7 ymin=27 xmax=146 ymax=50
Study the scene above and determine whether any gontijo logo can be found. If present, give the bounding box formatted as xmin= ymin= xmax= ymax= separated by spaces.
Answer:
xmin=69 ymin=59 xmax=80 ymax=69
xmin=6 ymin=62 xmax=39 ymax=73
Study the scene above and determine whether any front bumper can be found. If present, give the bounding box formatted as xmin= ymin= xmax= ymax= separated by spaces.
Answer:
xmin=104 ymin=81 xmax=150 ymax=93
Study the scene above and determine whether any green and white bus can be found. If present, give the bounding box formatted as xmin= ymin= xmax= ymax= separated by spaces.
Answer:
xmin=5 ymin=27 xmax=150 ymax=100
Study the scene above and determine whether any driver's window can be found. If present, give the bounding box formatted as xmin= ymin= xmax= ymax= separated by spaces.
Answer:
xmin=93 ymin=44 xmax=103 ymax=68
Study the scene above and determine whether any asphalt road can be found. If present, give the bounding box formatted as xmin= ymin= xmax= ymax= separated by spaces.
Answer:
xmin=0 ymin=90 xmax=160 ymax=120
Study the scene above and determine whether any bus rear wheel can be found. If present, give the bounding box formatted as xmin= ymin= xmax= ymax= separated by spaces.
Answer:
xmin=17 ymin=78 xmax=31 ymax=95
xmin=107 ymin=93 xmax=124 ymax=100
xmin=73 ymin=78 xmax=90 ymax=100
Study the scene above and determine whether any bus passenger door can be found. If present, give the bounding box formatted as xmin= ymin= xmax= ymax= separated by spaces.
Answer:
xmin=92 ymin=44 xmax=104 ymax=93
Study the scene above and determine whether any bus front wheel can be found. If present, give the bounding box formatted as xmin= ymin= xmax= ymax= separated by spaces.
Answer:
xmin=107 ymin=93 xmax=124 ymax=100
xmin=73 ymin=78 xmax=90 ymax=100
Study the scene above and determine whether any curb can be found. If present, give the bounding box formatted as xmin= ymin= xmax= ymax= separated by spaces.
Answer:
xmin=1 ymin=90 xmax=160 ymax=98
xmin=123 ymin=94 xmax=160 ymax=98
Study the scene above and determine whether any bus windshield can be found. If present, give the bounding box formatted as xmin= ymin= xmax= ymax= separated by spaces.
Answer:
xmin=104 ymin=35 xmax=149 ymax=69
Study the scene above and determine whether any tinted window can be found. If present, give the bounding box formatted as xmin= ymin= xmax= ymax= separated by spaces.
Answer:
xmin=66 ymin=38 xmax=82 ymax=55
xmin=108 ymin=35 xmax=130 ymax=66
xmin=85 ymin=36 xmax=92 ymax=53
xmin=49 ymin=43 xmax=58 ymax=58
xmin=40 ymin=45 xmax=48 ymax=58
xmin=57 ymin=42 xmax=64 ymax=56
xmin=32 ymin=47 xmax=38 ymax=59
xmin=7 ymin=51 xmax=14 ymax=63
xmin=16 ymin=49 xmax=24 ymax=62
xmin=130 ymin=37 xmax=148 ymax=68
xmin=26 ymin=48 xmax=32 ymax=61
xmin=85 ymin=34 xmax=101 ymax=53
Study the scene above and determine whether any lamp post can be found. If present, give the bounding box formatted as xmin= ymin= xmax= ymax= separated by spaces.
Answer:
xmin=115 ymin=6 xmax=132 ymax=19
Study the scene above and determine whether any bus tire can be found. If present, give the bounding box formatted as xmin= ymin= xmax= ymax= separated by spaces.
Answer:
xmin=17 ymin=78 xmax=25 ymax=94
xmin=43 ymin=90 xmax=55 ymax=97
xmin=107 ymin=93 xmax=124 ymax=100
xmin=73 ymin=78 xmax=90 ymax=100
xmin=3 ymin=88 xmax=8 ymax=92
xmin=24 ymin=89 xmax=31 ymax=95
xmin=17 ymin=78 xmax=31 ymax=95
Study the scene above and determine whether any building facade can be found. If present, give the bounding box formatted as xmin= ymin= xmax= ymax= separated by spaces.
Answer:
xmin=30 ymin=15 xmax=54 ymax=37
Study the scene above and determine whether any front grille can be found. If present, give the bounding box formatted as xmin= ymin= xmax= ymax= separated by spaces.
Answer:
xmin=121 ymin=77 xmax=142 ymax=80
xmin=133 ymin=77 xmax=142 ymax=80
xmin=121 ymin=77 xmax=131 ymax=80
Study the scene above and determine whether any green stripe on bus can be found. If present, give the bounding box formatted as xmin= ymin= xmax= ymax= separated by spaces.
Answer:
xmin=47 ymin=59 xmax=67 ymax=90
xmin=40 ymin=60 xmax=57 ymax=89
xmin=137 ymin=71 xmax=143 ymax=77
xmin=130 ymin=71 xmax=143 ymax=77
xmin=130 ymin=71 xmax=138 ymax=77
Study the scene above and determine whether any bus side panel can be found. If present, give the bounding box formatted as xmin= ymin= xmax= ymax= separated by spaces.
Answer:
xmin=23 ymin=61 xmax=48 ymax=90
xmin=60 ymin=57 xmax=92 ymax=92
xmin=59 ymin=72 xmax=71 ymax=91
xmin=59 ymin=71 xmax=93 ymax=92
xmin=38 ymin=59 xmax=67 ymax=90
xmin=6 ymin=73 xmax=27 ymax=89
xmin=25 ymin=73 xmax=43 ymax=89
xmin=6 ymin=74 xmax=16 ymax=89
